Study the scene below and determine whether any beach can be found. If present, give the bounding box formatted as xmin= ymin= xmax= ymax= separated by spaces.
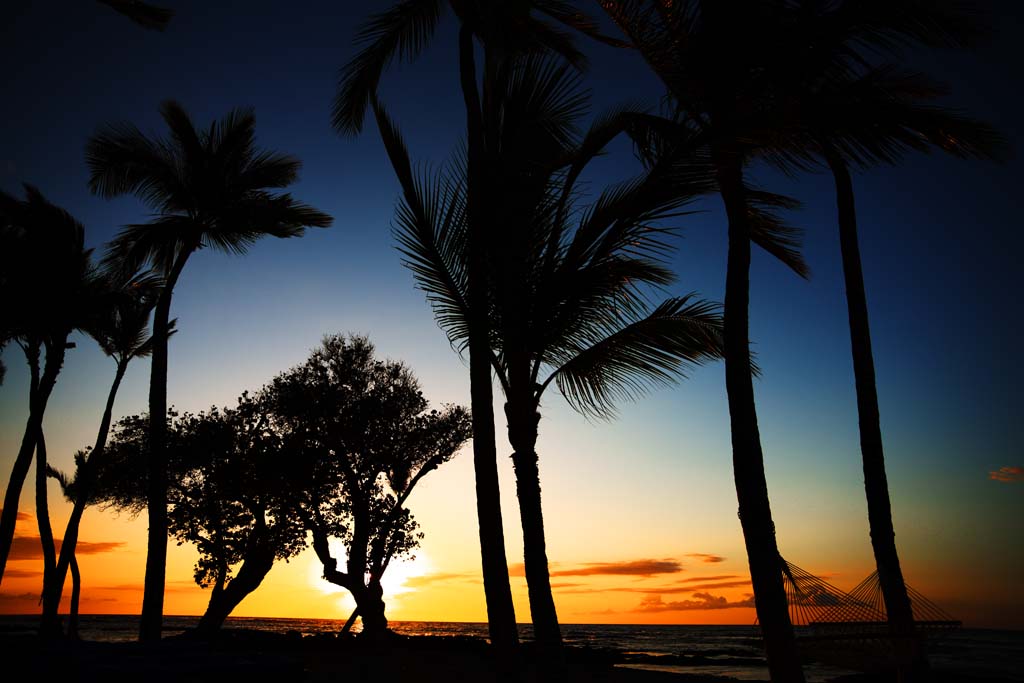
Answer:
xmin=1 ymin=617 xmax=1021 ymax=683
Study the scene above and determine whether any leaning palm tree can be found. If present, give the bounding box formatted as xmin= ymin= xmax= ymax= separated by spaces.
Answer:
xmin=778 ymin=41 xmax=1005 ymax=680
xmin=0 ymin=186 xmax=104 ymax=586
xmin=39 ymin=272 xmax=168 ymax=636
xmin=373 ymin=53 xmax=728 ymax=646
xmin=86 ymin=101 xmax=332 ymax=641
xmin=45 ymin=463 xmax=86 ymax=639
xmin=600 ymin=2 xmax=827 ymax=678
xmin=335 ymin=0 xmax=622 ymax=650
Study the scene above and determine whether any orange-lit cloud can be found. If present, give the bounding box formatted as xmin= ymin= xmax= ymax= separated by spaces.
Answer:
xmin=402 ymin=572 xmax=479 ymax=588
xmin=0 ymin=510 xmax=31 ymax=523
xmin=675 ymin=574 xmax=739 ymax=583
xmin=635 ymin=592 xmax=755 ymax=612
xmin=989 ymin=466 xmax=1024 ymax=483
xmin=8 ymin=535 xmax=125 ymax=561
xmin=558 ymin=579 xmax=751 ymax=595
xmin=512 ymin=559 xmax=683 ymax=578
xmin=687 ymin=553 xmax=725 ymax=563
xmin=2 ymin=568 xmax=42 ymax=579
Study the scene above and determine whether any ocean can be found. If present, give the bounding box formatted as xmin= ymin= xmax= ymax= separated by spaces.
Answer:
xmin=1 ymin=616 xmax=1021 ymax=682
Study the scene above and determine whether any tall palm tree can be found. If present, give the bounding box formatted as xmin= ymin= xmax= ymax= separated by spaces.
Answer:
xmin=372 ymin=53 xmax=727 ymax=645
xmin=0 ymin=186 xmax=103 ymax=585
xmin=334 ymin=0 xmax=620 ymax=650
xmin=39 ymin=272 xmax=168 ymax=635
xmin=604 ymin=2 xmax=1000 ymax=679
xmin=599 ymin=2 xmax=829 ymax=678
xmin=86 ymin=101 xmax=332 ymax=641
xmin=776 ymin=26 xmax=1005 ymax=677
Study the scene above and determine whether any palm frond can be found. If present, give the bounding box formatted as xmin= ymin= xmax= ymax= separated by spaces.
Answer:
xmin=97 ymin=0 xmax=173 ymax=31
xmin=746 ymin=189 xmax=809 ymax=279
xmin=85 ymin=119 xmax=184 ymax=212
xmin=533 ymin=0 xmax=632 ymax=48
xmin=102 ymin=215 xmax=196 ymax=276
xmin=550 ymin=295 xmax=723 ymax=418
xmin=333 ymin=0 xmax=446 ymax=135
xmin=373 ymin=97 xmax=471 ymax=349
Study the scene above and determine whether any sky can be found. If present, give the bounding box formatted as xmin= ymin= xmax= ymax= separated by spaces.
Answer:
xmin=1 ymin=0 xmax=1022 ymax=629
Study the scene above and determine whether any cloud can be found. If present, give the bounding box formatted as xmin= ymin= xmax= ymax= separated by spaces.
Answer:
xmin=1 ymin=568 xmax=42 ymax=579
xmin=557 ymin=579 xmax=752 ymax=595
xmin=0 ymin=509 xmax=31 ymax=523
xmin=687 ymin=553 xmax=725 ymax=563
xmin=402 ymin=572 xmax=479 ymax=589
xmin=550 ymin=583 xmax=583 ymax=589
xmin=8 ymin=535 xmax=125 ymax=561
xmin=97 ymin=581 xmax=192 ymax=593
xmin=676 ymin=574 xmax=739 ymax=583
xmin=0 ymin=592 xmax=39 ymax=604
xmin=989 ymin=466 xmax=1024 ymax=483
xmin=635 ymin=592 xmax=756 ymax=612
xmin=512 ymin=559 xmax=684 ymax=578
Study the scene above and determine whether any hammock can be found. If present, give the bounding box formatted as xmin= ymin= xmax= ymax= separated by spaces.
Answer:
xmin=763 ymin=559 xmax=961 ymax=672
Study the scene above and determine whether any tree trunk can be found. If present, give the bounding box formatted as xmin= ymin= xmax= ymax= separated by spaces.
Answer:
xmin=140 ymin=251 xmax=190 ymax=642
xmin=506 ymin=396 xmax=561 ymax=648
xmin=355 ymin=579 xmax=389 ymax=641
xmin=42 ymin=359 xmax=129 ymax=634
xmin=714 ymin=149 xmax=805 ymax=683
xmin=68 ymin=554 xmax=80 ymax=639
xmin=826 ymin=150 xmax=926 ymax=680
xmin=459 ymin=22 xmax=519 ymax=652
xmin=0 ymin=340 xmax=62 ymax=583
xmin=195 ymin=538 xmax=276 ymax=635
xmin=36 ymin=427 xmax=59 ymax=635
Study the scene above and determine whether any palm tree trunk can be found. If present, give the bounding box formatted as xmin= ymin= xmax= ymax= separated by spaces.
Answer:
xmin=68 ymin=554 xmax=81 ymax=639
xmin=0 ymin=340 xmax=61 ymax=583
xmin=826 ymin=149 xmax=926 ymax=679
xmin=42 ymin=358 xmax=129 ymax=634
xmin=36 ymin=427 xmax=59 ymax=635
xmin=141 ymin=252 xmax=190 ymax=642
xmin=714 ymin=148 xmax=805 ymax=683
xmin=195 ymin=537 xmax=276 ymax=635
xmin=459 ymin=22 xmax=519 ymax=652
xmin=506 ymin=395 xmax=561 ymax=647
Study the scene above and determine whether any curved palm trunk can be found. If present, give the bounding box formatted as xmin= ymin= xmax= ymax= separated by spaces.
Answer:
xmin=714 ymin=149 xmax=805 ymax=683
xmin=36 ymin=428 xmax=58 ymax=634
xmin=459 ymin=22 xmax=519 ymax=652
xmin=41 ymin=358 xmax=129 ymax=635
xmin=826 ymin=150 xmax=927 ymax=679
xmin=506 ymin=394 xmax=561 ymax=647
xmin=68 ymin=555 xmax=81 ymax=639
xmin=0 ymin=340 xmax=62 ymax=583
xmin=195 ymin=537 xmax=276 ymax=635
xmin=141 ymin=252 xmax=190 ymax=642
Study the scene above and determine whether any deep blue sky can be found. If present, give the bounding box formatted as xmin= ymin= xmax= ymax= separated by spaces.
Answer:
xmin=2 ymin=1 xmax=1022 ymax=626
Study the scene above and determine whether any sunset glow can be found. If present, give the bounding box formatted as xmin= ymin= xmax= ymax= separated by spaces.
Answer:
xmin=1 ymin=0 xmax=1022 ymax=645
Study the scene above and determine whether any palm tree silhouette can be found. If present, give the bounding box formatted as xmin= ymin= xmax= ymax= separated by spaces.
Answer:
xmin=335 ymin=0 xmax=619 ymax=650
xmin=373 ymin=54 xmax=725 ymax=646
xmin=39 ymin=272 xmax=168 ymax=636
xmin=769 ymin=5 xmax=1005 ymax=675
xmin=599 ymin=2 xmax=827 ymax=677
xmin=45 ymin=464 xmax=84 ymax=639
xmin=86 ymin=101 xmax=332 ymax=641
xmin=0 ymin=186 xmax=105 ymax=587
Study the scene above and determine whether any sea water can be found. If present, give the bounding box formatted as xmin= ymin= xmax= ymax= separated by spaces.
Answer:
xmin=1 ymin=616 xmax=1021 ymax=682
